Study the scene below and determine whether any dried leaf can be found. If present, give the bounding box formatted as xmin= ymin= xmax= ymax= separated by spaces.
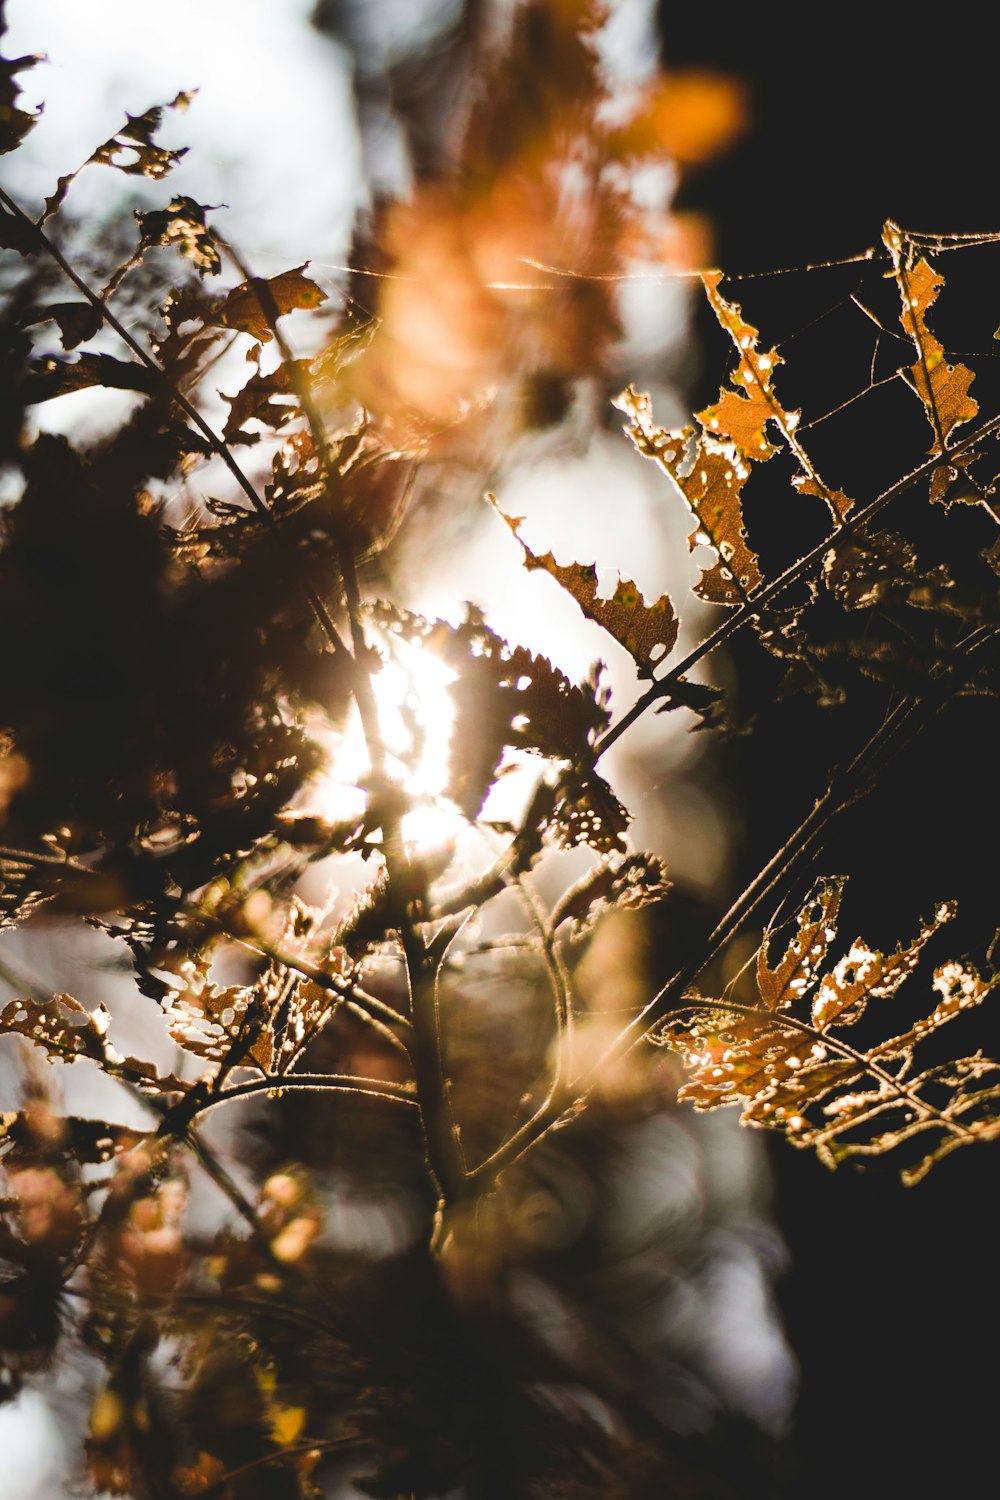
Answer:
xmin=162 ymin=962 xmax=277 ymax=1075
xmin=810 ymin=899 xmax=956 ymax=1029
xmin=221 ymin=362 xmax=306 ymax=442
xmin=213 ymin=266 xmax=327 ymax=342
xmin=0 ymin=992 xmax=114 ymax=1066
xmin=0 ymin=26 xmax=42 ymax=155
xmin=374 ymin=604 xmax=610 ymax=820
xmin=756 ymin=876 xmax=845 ymax=1011
xmin=662 ymin=881 xmax=1000 ymax=1182
xmin=823 ymin=529 xmax=966 ymax=616
xmin=791 ymin=472 xmax=855 ymax=524
xmin=0 ymin=1113 xmax=148 ymax=1165
xmin=615 ymin=384 xmax=762 ymax=606
xmin=551 ymin=850 xmax=670 ymax=932
xmin=654 ymin=674 xmax=728 ymax=729
xmin=697 ymin=277 xmax=787 ymax=463
xmin=883 ymin=220 xmax=978 ymax=458
xmin=496 ymin=506 xmax=678 ymax=676
xmin=133 ymin=195 xmax=221 ymax=277
xmin=40 ymin=91 xmax=193 ymax=223
xmin=23 ymin=351 xmax=159 ymax=403
xmin=551 ymin=766 xmax=630 ymax=855
xmin=32 ymin=301 xmax=103 ymax=351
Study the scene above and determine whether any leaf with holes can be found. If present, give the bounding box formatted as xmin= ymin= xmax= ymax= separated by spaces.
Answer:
xmin=496 ymin=506 xmax=678 ymax=676
xmin=40 ymin=91 xmax=193 ymax=223
xmin=659 ymin=881 xmax=1000 ymax=1181
xmin=883 ymin=220 xmax=978 ymax=458
xmin=615 ymin=383 xmax=762 ymax=606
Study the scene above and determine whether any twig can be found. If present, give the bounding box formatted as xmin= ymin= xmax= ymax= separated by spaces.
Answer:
xmin=0 ymin=186 xmax=352 ymax=666
xmin=464 ymin=635 xmax=986 ymax=1189
xmin=596 ymin=403 xmax=1000 ymax=759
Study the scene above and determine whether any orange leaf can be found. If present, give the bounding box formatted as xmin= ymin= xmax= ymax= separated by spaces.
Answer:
xmin=497 ymin=507 xmax=678 ymax=675
xmin=883 ymin=221 xmax=978 ymax=456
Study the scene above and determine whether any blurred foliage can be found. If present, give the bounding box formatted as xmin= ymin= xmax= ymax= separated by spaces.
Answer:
xmin=0 ymin=1 xmax=998 ymax=1496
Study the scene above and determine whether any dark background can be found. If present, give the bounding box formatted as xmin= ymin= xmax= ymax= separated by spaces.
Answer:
xmin=659 ymin=8 xmax=1000 ymax=1497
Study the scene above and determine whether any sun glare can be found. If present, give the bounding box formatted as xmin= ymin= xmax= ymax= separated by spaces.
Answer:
xmin=306 ymin=632 xmax=467 ymax=853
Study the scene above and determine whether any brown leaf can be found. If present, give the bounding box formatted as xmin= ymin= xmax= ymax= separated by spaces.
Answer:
xmin=810 ymin=900 xmax=956 ymax=1030
xmin=883 ymin=221 xmax=978 ymax=457
xmin=0 ymin=1113 xmax=149 ymax=1166
xmin=23 ymin=351 xmax=160 ymax=404
xmin=662 ymin=881 xmax=1000 ymax=1182
xmin=698 ymin=272 xmax=792 ymax=461
xmin=214 ymin=266 xmax=327 ymax=342
xmin=700 ymin=277 xmax=851 ymax=526
xmin=134 ymin=195 xmax=221 ymax=277
xmin=497 ymin=506 xmax=678 ymax=676
xmin=40 ymin=91 xmax=193 ymax=223
xmin=221 ymin=362 xmax=305 ymax=442
xmin=0 ymin=29 xmax=42 ymax=155
xmin=33 ymin=301 xmax=103 ymax=351
xmin=791 ymin=472 xmax=855 ymax=524
xmin=757 ymin=876 xmax=845 ymax=1011
xmin=822 ymin=529 xmax=966 ymax=616
xmin=0 ymin=992 xmax=113 ymax=1066
xmin=552 ymin=766 xmax=630 ymax=855
xmin=616 ymin=385 xmax=762 ymax=606
xmin=374 ymin=604 xmax=610 ymax=819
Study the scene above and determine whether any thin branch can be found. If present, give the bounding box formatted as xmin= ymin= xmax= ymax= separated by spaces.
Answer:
xmin=513 ymin=873 xmax=573 ymax=1087
xmin=465 ymin=643 xmax=983 ymax=1188
xmin=0 ymin=186 xmax=351 ymax=665
xmin=650 ymin=996 xmax=979 ymax=1143
xmin=202 ymin=1072 xmax=418 ymax=1111
xmin=595 ymin=404 xmax=1000 ymax=759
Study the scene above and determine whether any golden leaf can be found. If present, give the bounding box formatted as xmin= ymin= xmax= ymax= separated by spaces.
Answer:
xmin=698 ymin=272 xmax=795 ymax=461
xmin=757 ymin=876 xmax=845 ymax=1011
xmin=792 ymin=473 xmax=855 ymax=524
xmin=616 ymin=386 xmax=762 ymax=606
xmin=663 ymin=882 xmax=1000 ymax=1182
xmin=883 ymin=221 xmax=978 ymax=455
xmin=811 ymin=900 xmax=955 ymax=1030
xmin=497 ymin=507 xmax=678 ymax=675
xmin=214 ymin=266 xmax=327 ymax=343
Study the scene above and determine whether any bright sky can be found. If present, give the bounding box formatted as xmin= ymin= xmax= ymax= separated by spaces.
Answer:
xmin=3 ymin=0 xmax=364 ymax=266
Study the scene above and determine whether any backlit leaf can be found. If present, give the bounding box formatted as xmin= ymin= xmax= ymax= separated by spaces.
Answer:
xmin=133 ymin=195 xmax=221 ymax=277
xmin=756 ymin=876 xmax=845 ymax=1011
xmin=662 ymin=883 xmax=1000 ymax=1182
xmin=810 ymin=899 xmax=956 ymax=1029
xmin=615 ymin=384 xmax=762 ymax=605
xmin=883 ymin=220 xmax=978 ymax=458
xmin=496 ymin=506 xmax=678 ymax=675
xmin=213 ymin=266 xmax=327 ymax=343
xmin=0 ymin=992 xmax=115 ymax=1066
xmin=40 ymin=91 xmax=193 ymax=223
